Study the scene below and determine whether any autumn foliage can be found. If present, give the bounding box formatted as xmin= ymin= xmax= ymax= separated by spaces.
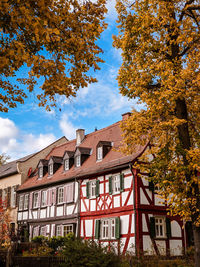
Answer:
xmin=114 ymin=0 xmax=200 ymax=264
xmin=0 ymin=0 xmax=107 ymax=112
xmin=0 ymin=197 xmax=11 ymax=248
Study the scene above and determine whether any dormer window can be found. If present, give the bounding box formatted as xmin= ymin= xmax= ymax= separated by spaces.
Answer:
xmin=97 ymin=147 xmax=103 ymax=161
xmin=96 ymin=141 xmax=112 ymax=161
xmin=64 ymin=159 xmax=69 ymax=171
xmin=39 ymin=167 xmax=43 ymax=178
xmin=76 ymin=155 xmax=81 ymax=167
xmin=49 ymin=164 xmax=53 ymax=176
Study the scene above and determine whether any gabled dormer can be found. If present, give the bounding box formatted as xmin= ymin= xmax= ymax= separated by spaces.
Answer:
xmin=37 ymin=159 xmax=48 ymax=179
xmin=48 ymin=156 xmax=63 ymax=176
xmin=63 ymin=151 xmax=74 ymax=171
xmin=96 ymin=141 xmax=112 ymax=161
xmin=74 ymin=147 xmax=91 ymax=167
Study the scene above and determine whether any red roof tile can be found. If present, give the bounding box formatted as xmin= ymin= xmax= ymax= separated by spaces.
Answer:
xmin=18 ymin=121 xmax=147 ymax=191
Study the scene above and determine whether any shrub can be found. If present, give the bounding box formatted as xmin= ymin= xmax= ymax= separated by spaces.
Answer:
xmin=60 ymin=237 xmax=121 ymax=267
xmin=22 ymin=245 xmax=53 ymax=257
xmin=32 ymin=235 xmax=48 ymax=245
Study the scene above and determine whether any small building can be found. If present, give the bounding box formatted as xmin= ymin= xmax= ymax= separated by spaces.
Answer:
xmin=0 ymin=136 xmax=67 ymax=240
xmin=17 ymin=115 xmax=186 ymax=255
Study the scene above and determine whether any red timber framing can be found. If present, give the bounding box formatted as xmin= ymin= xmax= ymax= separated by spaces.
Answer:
xmin=134 ymin=169 xmax=185 ymax=256
xmin=80 ymin=168 xmax=136 ymax=254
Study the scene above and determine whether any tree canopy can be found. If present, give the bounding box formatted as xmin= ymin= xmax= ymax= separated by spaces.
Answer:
xmin=0 ymin=0 xmax=107 ymax=112
xmin=0 ymin=153 xmax=10 ymax=165
xmin=114 ymin=0 xmax=200 ymax=262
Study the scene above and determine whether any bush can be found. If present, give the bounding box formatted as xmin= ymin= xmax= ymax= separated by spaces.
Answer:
xmin=32 ymin=235 xmax=48 ymax=245
xmin=22 ymin=245 xmax=53 ymax=257
xmin=60 ymin=237 xmax=121 ymax=267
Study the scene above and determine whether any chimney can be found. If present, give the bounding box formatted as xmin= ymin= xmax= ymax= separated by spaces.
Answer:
xmin=76 ymin=129 xmax=85 ymax=146
xmin=122 ymin=112 xmax=131 ymax=121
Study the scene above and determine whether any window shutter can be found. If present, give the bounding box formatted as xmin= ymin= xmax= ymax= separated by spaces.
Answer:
xmin=115 ymin=217 xmax=120 ymax=239
xmin=38 ymin=191 xmax=41 ymax=207
xmin=66 ymin=183 xmax=74 ymax=203
xmin=96 ymin=180 xmax=100 ymax=197
xmin=52 ymin=224 xmax=55 ymax=237
xmin=149 ymin=181 xmax=155 ymax=191
xmin=95 ymin=220 xmax=100 ymax=239
xmin=53 ymin=188 xmax=56 ymax=204
xmin=64 ymin=186 xmax=67 ymax=203
xmin=166 ymin=217 xmax=171 ymax=238
xmin=7 ymin=187 xmax=11 ymax=208
xmin=109 ymin=176 xmax=113 ymax=195
xmin=86 ymin=182 xmax=90 ymax=199
xmin=150 ymin=217 xmax=156 ymax=238
xmin=29 ymin=193 xmax=33 ymax=209
xmin=120 ymin=173 xmax=124 ymax=192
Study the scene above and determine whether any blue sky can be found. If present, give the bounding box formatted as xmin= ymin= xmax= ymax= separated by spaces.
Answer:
xmin=0 ymin=1 xmax=141 ymax=161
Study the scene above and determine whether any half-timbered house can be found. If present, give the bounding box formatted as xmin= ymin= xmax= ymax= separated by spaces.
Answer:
xmin=17 ymin=113 xmax=188 ymax=255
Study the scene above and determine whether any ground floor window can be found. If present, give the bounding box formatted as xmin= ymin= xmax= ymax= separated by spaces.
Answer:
xmin=56 ymin=225 xmax=62 ymax=236
xmin=63 ymin=224 xmax=73 ymax=236
xmin=95 ymin=217 xmax=120 ymax=240
xmin=150 ymin=216 xmax=171 ymax=239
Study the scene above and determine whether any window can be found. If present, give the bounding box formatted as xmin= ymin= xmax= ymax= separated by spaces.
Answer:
xmin=155 ymin=217 xmax=166 ymax=238
xmin=41 ymin=191 xmax=47 ymax=207
xmin=11 ymin=187 xmax=16 ymax=208
xmin=58 ymin=187 xmax=64 ymax=204
xmin=76 ymin=155 xmax=81 ymax=167
xmin=33 ymin=192 xmax=39 ymax=208
xmin=86 ymin=180 xmax=99 ymax=198
xmin=63 ymin=224 xmax=73 ymax=236
xmin=95 ymin=217 xmax=120 ymax=240
xmin=97 ymin=146 xmax=103 ymax=161
xmin=64 ymin=159 xmax=69 ymax=171
xmin=150 ymin=216 xmax=171 ymax=239
xmin=19 ymin=195 xmax=24 ymax=211
xmin=39 ymin=167 xmax=43 ymax=178
xmin=49 ymin=164 xmax=53 ymax=175
xmin=56 ymin=225 xmax=62 ymax=236
xmin=33 ymin=227 xmax=39 ymax=238
xmin=24 ymin=194 xmax=29 ymax=210
xmin=109 ymin=174 xmax=124 ymax=195
xmin=40 ymin=226 xmax=46 ymax=236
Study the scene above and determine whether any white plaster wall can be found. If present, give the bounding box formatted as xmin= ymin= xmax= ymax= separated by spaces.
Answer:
xmin=131 ymin=214 xmax=135 ymax=234
xmin=80 ymin=221 xmax=84 ymax=237
xmin=124 ymin=176 xmax=132 ymax=189
xmin=74 ymin=182 xmax=78 ymax=199
xmin=85 ymin=220 xmax=93 ymax=237
xmin=56 ymin=206 xmax=63 ymax=216
xmin=143 ymin=236 xmax=155 ymax=255
xmin=46 ymin=225 xmax=50 ymax=233
xmin=98 ymin=176 xmax=104 ymax=182
xmin=142 ymin=213 xmax=148 ymax=232
xmin=50 ymin=206 xmax=54 ymax=217
xmin=100 ymin=183 xmax=104 ymax=194
xmin=47 ymin=207 xmax=49 ymax=218
xmin=82 ymin=185 xmax=86 ymax=197
xmin=123 ymin=169 xmax=131 ymax=176
xmin=120 ymin=238 xmax=126 ymax=253
xmin=128 ymin=237 xmax=135 ymax=253
xmin=23 ymin=211 xmax=28 ymax=220
xmin=90 ymin=199 xmax=96 ymax=211
xmin=51 ymin=224 xmax=55 ymax=237
xmin=32 ymin=211 xmax=37 ymax=219
xmin=18 ymin=213 xmax=22 ymax=221
xmin=171 ymin=221 xmax=182 ymax=237
xmin=66 ymin=205 xmax=74 ymax=215
xmin=40 ymin=209 xmax=46 ymax=219
xmin=155 ymin=194 xmax=165 ymax=206
xmin=127 ymin=193 xmax=133 ymax=206
xmin=140 ymin=189 xmax=150 ymax=205
xmin=113 ymin=195 xmax=120 ymax=208
xmin=141 ymin=176 xmax=149 ymax=186
xmin=29 ymin=210 xmax=32 ymax=220
xmin=81 ymin=200 xmax=86 ymax=212
xmin=121 ymin=215 xmax=129 ymax=235
xmin=122 ymin=192 xmax=129 ymax=206
xmin=155 ymin=240 xmax=166 ymax=255
xmin=170 ymin=240 xmax=183 ymax=256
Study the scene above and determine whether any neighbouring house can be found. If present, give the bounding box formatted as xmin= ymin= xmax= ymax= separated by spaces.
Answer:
xmin=17 ymin=114 xmax=188 ymax=256
xmin=0 ymin=136 xmax=67 ymax=240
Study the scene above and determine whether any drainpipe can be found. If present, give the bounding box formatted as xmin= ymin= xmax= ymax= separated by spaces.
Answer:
xmin=129 ymin=163 xmax=137 ymax=256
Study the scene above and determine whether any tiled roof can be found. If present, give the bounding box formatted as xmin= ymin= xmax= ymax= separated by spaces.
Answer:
xmin=0 ymin=154 xmax=34 ymax=179
xmin=18 ymin=121 xmax=147 ymax=191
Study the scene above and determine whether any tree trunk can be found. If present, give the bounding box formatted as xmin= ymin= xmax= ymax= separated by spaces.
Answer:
xmin=193 ymin=226 xmax=200 ymax=267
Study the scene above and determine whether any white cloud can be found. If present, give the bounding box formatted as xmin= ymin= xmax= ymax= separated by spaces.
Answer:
xmin=0 ymin=117 xmax=57 ymax=161
xmin=59 ymin=114 xmax=78 ymax=140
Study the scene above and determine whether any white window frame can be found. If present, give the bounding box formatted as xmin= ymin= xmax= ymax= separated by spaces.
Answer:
xmin=63 ymin=224 xmax=73 ymax=236
xmin=19 ymin=195 xmax=24 ymax=211
xmin=40 ymin=226 xmax=46 ymax=236
xmin=76 ymin=155 xmax=81 ymax=167
xmin=11 ymin=187 xmax=16 ymax=208
xmin=41 ymin=191 xmax=47 ymax=207
xmin=56 ymin=225 xmax=62 ymax=236
xmin=49 ymin=164 xmax=53 ymax=175
xmin=155 ymin=217 xmax=166 ymax=238
xmin=113 ymin=174 xmax=120 ymax=194
xmin=97 ymin=146 xmax=103 ymax=161
xmin=90 ymin=181 xmax=96 ymax=198
xmin=39 ymin=167 xmax=43 ymax=178
xmin=24 ymin=194 xmax=29 ymax=210
xmin=101 ymin=218 xmax=116 ymax=240
xmin=64 ymin=159 xmax=69 ymax=171
xmin=33 ymin=192 xmax=39 ymax=208
xmin=58 ymin=187 xmax=64 ymax=204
